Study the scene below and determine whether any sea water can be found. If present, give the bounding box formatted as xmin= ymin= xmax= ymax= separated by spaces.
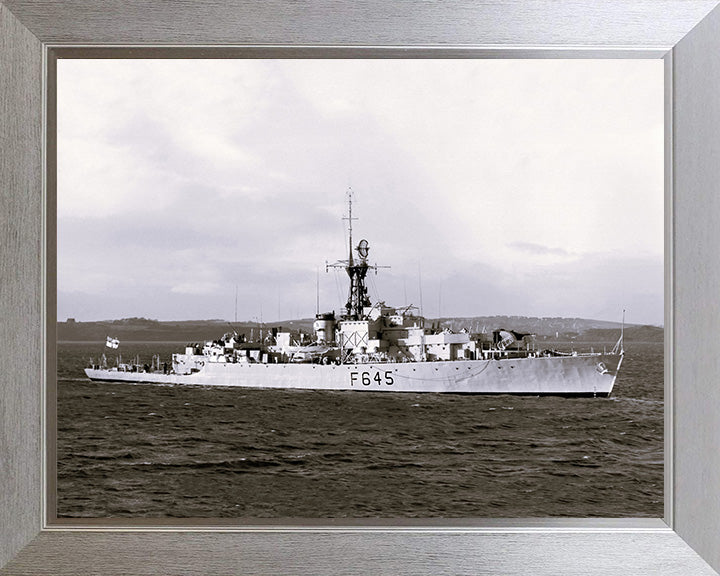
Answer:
xmin=56 ymin=341 xmax=663 ymax=518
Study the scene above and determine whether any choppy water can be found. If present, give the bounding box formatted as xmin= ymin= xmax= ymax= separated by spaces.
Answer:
xmin=57 ymin=341 xmax=663 ymax=518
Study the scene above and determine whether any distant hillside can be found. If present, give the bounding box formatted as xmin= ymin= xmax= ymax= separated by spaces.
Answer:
xmin=437 ymin=316 xmax=662 ymax=343
xmin=575 ymin=325 xmax=663 ymax=343
xmin=439 ymin=316 xmax=623 ymax=335
xmin=57 ymin=317 xmax=314 ymax=343
xmin=57 ymin=315 xmax=662 ymax=343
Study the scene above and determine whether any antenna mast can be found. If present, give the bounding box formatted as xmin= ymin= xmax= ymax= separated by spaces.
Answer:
xmin=343 ymin=188 xmax=356 ymax=267
xmin=326 ymin=188 xmax=388 ymax=320
xmin=418 ymin=262 xmax=424 ymax=317
xmin=612 ymin=308 xmax=626 ymax=355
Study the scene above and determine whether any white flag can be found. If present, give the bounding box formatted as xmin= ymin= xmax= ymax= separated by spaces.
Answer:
xmin=106 ymin=336 xmax=119 ymax=349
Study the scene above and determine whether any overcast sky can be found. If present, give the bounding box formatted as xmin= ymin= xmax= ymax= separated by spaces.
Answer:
xmin=57 ymin=59 xmax=664 ymax=325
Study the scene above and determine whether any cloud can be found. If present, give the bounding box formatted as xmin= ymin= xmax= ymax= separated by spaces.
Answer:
xmin=57 ymin=59 xmax=664 ymax=324
xmin=508 ymin=242 xmax=573 ymax=257
xmin=170 ymin=282 xmax=221 ymax=295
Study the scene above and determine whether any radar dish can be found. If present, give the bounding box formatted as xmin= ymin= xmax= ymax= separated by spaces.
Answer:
xmin=357 ymin=239 xmax=369 ymax=259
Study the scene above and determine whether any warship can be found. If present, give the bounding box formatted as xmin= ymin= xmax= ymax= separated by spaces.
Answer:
xmin=85 ymin=193 xmax=624 ymax=396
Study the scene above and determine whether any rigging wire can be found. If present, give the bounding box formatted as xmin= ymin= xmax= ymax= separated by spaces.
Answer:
xmin=333 ymin=268 xmax=344 ymax=311
xmin=368 ymin=273 xmax=379 ymax=305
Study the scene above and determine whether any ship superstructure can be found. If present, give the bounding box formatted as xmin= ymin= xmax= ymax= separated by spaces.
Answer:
xmin=85 ymin=191 xmax=624 ymax=396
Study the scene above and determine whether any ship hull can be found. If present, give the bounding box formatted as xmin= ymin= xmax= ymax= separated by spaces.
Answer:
xmin=84 ymin=353 xmax=623 ymax=396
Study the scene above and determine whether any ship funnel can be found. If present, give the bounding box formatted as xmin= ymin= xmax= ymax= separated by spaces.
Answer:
xmin=313 ymin=312 xmax=336 ymax=343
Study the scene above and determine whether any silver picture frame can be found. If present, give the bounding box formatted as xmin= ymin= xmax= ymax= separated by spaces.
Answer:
xmin=2 ymin=1 xmax=720 ymax=574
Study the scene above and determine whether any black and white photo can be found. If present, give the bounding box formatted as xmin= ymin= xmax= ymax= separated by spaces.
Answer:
xmin=56 ymin=58 xmax=664 ymax=518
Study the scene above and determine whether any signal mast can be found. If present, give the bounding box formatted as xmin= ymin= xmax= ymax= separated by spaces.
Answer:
xmin=326 ymin=188 xmax=385 ymax=320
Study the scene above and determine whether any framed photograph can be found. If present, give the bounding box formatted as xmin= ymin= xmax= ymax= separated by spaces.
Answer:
xmin=2 ymin=1 xmax=720 ymax=574
xmin=52 ymin=56 xmax=663 ymax=521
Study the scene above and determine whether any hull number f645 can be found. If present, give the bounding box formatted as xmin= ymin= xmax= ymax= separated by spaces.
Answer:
xmin=350 ymin=371 xmax=394 ymax=386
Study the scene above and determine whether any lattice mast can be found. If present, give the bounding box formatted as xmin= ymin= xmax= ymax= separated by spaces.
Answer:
xmin=327 ymin=189 xmax=381 ymax=320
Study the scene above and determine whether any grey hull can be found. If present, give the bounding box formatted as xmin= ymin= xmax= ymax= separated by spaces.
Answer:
xmin=85 ymin=352 xmax=623 ymax=396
